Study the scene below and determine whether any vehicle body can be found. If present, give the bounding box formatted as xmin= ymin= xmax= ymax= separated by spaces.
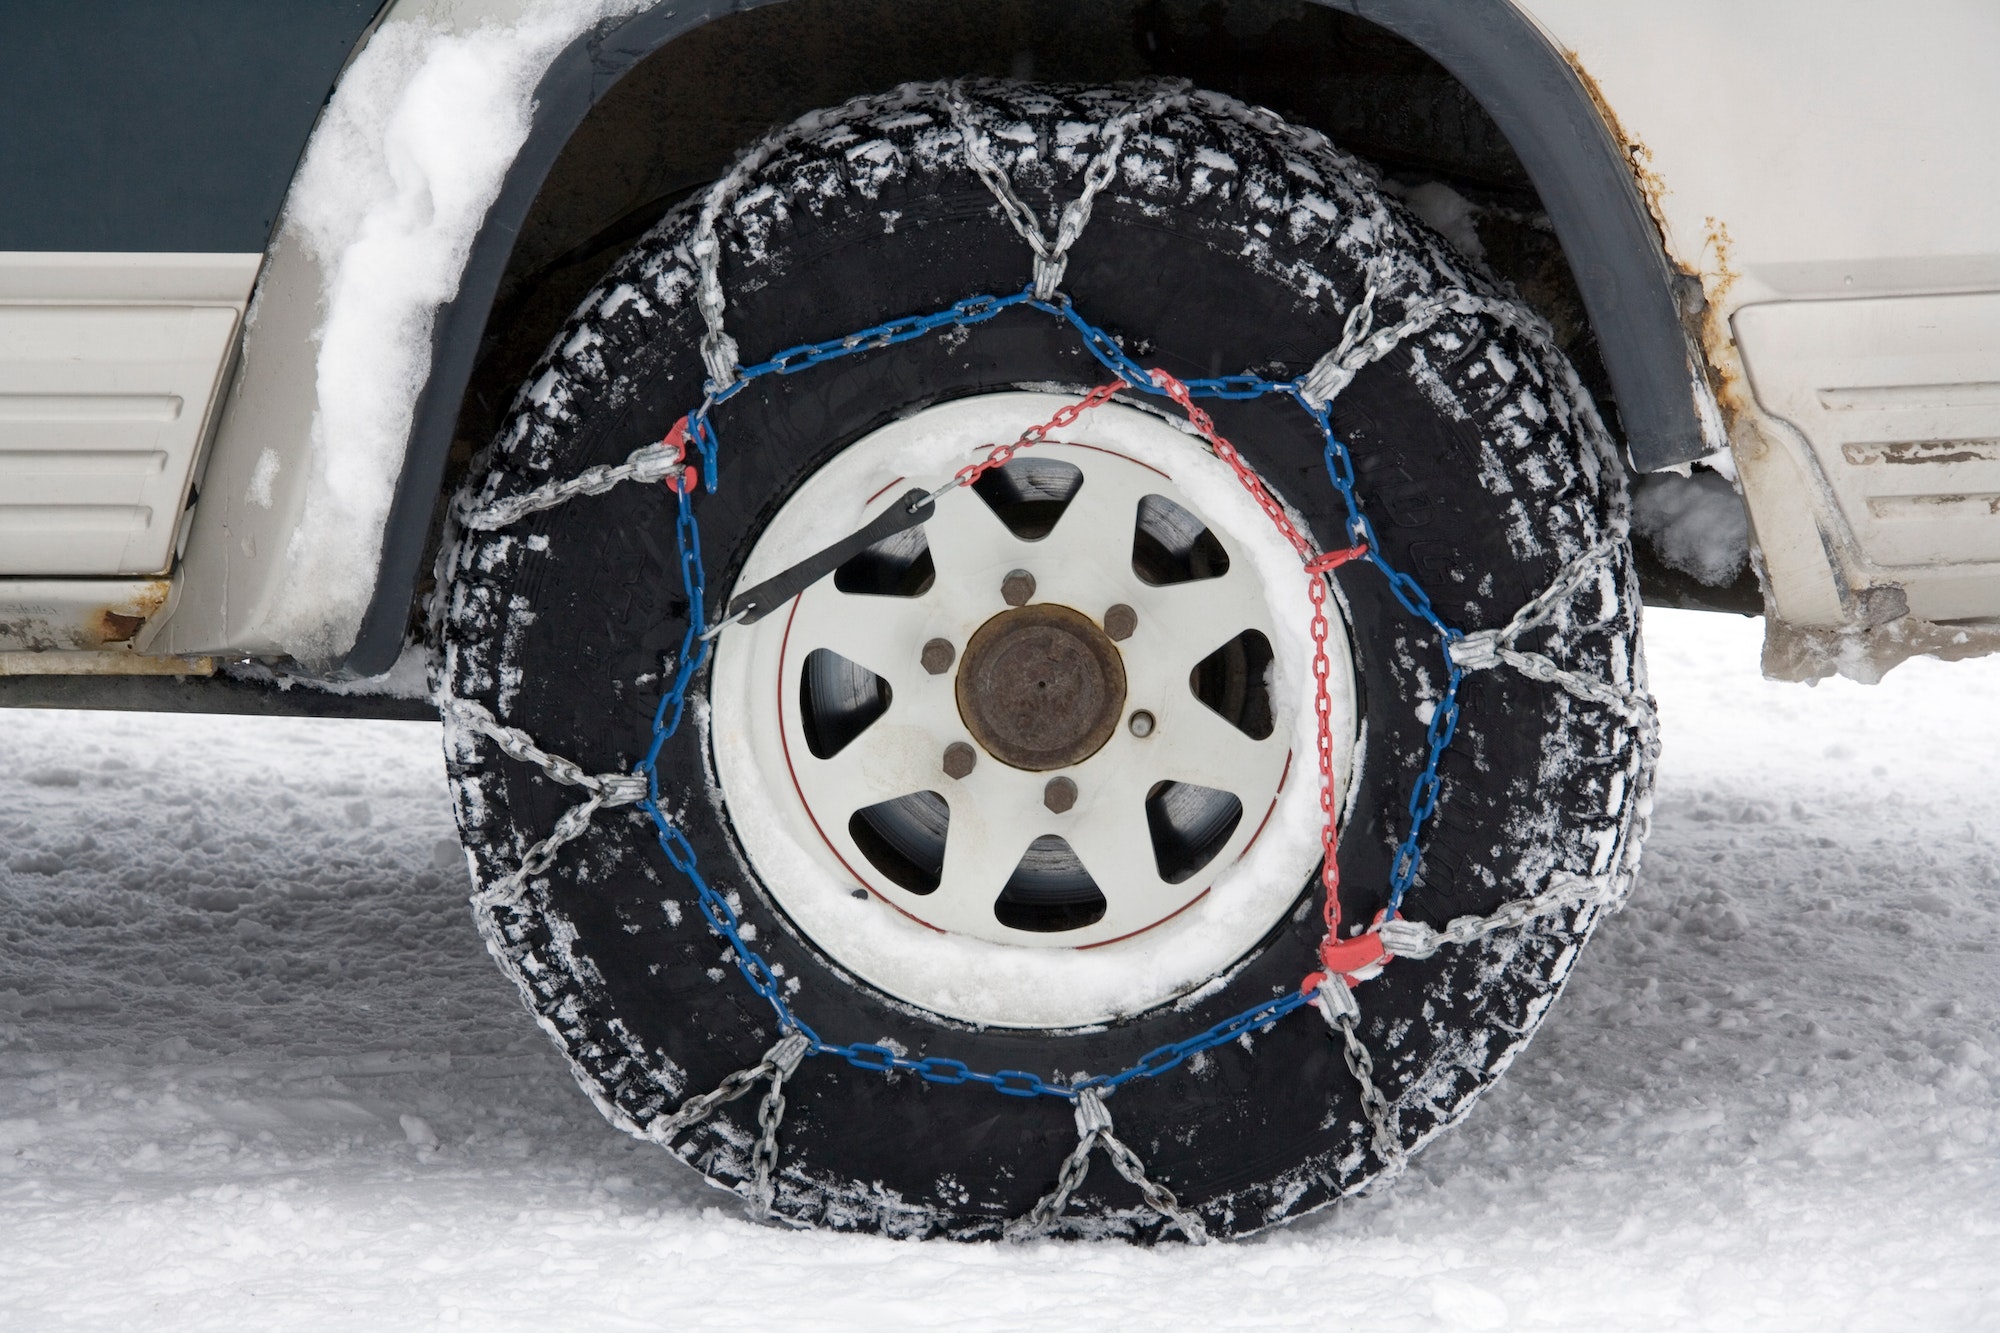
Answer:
xmin=0 ymin=0 xmax=1993 ymax=704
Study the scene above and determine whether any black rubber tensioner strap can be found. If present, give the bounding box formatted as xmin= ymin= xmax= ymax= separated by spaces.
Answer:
xmin=724 ymin=488 xmax=935 ymax=626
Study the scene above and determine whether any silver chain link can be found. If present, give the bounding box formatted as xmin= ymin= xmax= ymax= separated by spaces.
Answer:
xmin=949 ymin=82 xmax=1190 ymax=300
xmin=1005 ymin=1089 xmax=1209 ymax=1244
xmin=1299 ymin=269 xmax=1557 ymax=408
xmin=750 ymin=1032 xmax=810 ymax=1215
xmin=1446 ymin=538 xmax=1657 ymax=728
xmin=647 ymin=1031 xmax=810 ymax=1152
xmin=1374 ymin=870 xmax=1628 ymax=962
xmin=1311 ymin=981 xmax=1402 ymax=1170
xmin=470 ymin=789 xmax=609 ymax=911
xmin=443 ymin=698 xmax=647 ymax=798
xmin=444 ymin=698 xmax=649 ymax=909
xmin=1005 ymin=1107 xmax=1099 ymax=1241
xmin=690 ymin=84 xmax=945 ymax=390
xmin=457 ymin=439 xmax=689 ymax=533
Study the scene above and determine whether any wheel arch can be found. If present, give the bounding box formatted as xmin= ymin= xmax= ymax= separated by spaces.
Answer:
xmin=345 ymin=0 xmax=1716 ymax=674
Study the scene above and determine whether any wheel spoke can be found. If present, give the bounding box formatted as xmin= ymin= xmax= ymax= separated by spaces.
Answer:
xmin=1141 ymin=696 xmax=1277 ymax=801
xmin=1117 ymin=563 xmax=1269 ymax=703
xmin=927 ymin=774 xmax=1047 ymax=928
xmin=1061 ymin=774 xmax=1173 ymax=933
xmin=788 ymin=591 xmax=936 ymax=695
xmin=920 ymin=485 xmax=1030 ymax=593
xmin=804 ymin=712 xmax=949 ymax=813
xmin=1027 ymin=460 xmax=1154 ymax=578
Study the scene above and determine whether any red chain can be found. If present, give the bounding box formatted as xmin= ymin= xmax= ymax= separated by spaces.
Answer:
xmin=951 ymin=381 xmax=1130 ymax=490
xmin=958 ymin=376 xmax=1374 ymax=992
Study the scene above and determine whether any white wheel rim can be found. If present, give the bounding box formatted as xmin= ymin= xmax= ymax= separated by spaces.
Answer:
xmin=709 ymin=393 xmax=1360 ymax=1027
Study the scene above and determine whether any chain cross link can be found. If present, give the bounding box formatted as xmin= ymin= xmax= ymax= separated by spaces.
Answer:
xmin=1374 ymin=869 xmax=1629 ymax=960
xmin=458 ymin=428 xmax=693 ymax=533
xmin=1299 ymin=269 xmax=1557 ymax=408
xmin=445 ymin=698 xmax=649 ymax=909
xmin=1005 ymin=1089 xmax=1209 ymax=1244
xmin=949 ymin=82 xmax=1189 ymax=299
xmin=647 ymin=1031 xmax=810 ymax=1147
xmin=1446 ymin=539 xmax=1657 ymax=727
xmin=443 ymin=698 xmax=645 ymax=799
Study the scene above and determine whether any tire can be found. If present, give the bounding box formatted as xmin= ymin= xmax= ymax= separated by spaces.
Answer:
xmin=438 ymin=80 xmax=1652 ymax=1240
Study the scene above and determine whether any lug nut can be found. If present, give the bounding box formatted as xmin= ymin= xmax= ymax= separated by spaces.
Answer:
xmin=921 ymin=637 xmax=956 ymax=675
xmin=1102 ymin=604 xmax=1137 ymax=641
xmin=942 ymin=742 xmax=977 ymax=779
xmin=1043 ymin=777 xmax=1077 ymax=814
xmin=1000 ymin=569 xmax=1036 ymax=607
xmin=1128 ymin=710 xmax=1156 ymax=738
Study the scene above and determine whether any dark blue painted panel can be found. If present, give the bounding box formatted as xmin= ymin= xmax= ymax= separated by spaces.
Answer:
xmin=0 ymin=1 xmax=387 ymax=252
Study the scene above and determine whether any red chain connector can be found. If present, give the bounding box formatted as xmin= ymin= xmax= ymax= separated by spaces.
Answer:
xmin=660 ymin=416 xmax=699 ymax=495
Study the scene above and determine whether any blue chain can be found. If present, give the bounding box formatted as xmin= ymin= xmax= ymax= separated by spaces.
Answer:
xmin=622 ymin=283 xmax=1466 ymax=1101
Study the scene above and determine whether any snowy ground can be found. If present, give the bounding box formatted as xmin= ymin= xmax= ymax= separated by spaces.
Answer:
xmin=2 ymin=609 xmax=1995 ymax=1330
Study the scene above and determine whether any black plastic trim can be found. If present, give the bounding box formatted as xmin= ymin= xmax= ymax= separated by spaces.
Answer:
xmin=0 ymin=673 xmax=437 ymax=721
xmin=1327 ymin=0 xmax=1707 ymax=474
xmin=345 ymin=0 xmax=1704 ymax=673
xmin=344 ymin=2 xmax=746 ymax=675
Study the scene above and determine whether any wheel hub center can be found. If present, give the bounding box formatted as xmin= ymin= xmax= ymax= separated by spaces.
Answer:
xmin=955 ymin=604 xmax=1127 ymax=771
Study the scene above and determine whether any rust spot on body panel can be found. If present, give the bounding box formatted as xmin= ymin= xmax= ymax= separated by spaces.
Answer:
xmin=1562 ymin=49 xmax=1745 ymax=422
xmin=0 ymin=649 xmax=213 ymax=676
xmin=0 ymin=578 xmax=173 ymax=652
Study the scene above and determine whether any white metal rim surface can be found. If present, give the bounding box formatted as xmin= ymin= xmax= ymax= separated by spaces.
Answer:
xmin=708 ymin=392 xmax=1359 ymax=1028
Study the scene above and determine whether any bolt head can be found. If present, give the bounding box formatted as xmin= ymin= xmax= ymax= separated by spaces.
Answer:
xmin=921 ymin=637 xmax=956 ymax=675
xmin=1043 ymin=776 xmax=1077 ymax=814
xmin=1128 ymin=709 xmax=1156 ymax=738
xmin=942 ymin=741 xmax=977 ymax=779
xmin=1000 ymin=569 xmax=1036 ymax=607
xmin=1102 ymin=603 xmax=1137 ymax=641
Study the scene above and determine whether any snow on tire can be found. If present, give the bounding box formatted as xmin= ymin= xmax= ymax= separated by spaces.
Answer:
xmin=436 ymin=80 xmax=1653 ymax=1240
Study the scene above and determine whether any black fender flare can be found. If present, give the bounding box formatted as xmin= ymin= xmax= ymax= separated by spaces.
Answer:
xmin=345 ymin=0 xmax=1708 ymax=674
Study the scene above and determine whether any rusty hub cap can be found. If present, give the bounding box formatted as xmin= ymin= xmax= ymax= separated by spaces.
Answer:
xmin=955 ymin=603 xmax=1127 ymax=771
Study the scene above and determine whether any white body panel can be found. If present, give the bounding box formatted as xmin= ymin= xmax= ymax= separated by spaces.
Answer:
xmin=1735 ymin=294 xmax=2000 ymax=622
xmin=0 ymin=255 xmax=256 ymax=579
xmin=1526 ymin=0 xmax=2000 ymax=632
xmin=0 ymin=254 xmax=256 ymax=652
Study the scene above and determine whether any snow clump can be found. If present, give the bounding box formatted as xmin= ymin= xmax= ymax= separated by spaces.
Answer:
xmin=264 ymin=0 xmax=651 ymax=661
xmin=1633 ymin=469 xmax=1752 ymax=586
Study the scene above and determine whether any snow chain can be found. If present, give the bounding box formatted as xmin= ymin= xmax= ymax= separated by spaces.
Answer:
xmin=1005 ymin=1089 xmax=1210 ymax=1245
xmin=445 ymin=83 xmax=1657 ymax=1236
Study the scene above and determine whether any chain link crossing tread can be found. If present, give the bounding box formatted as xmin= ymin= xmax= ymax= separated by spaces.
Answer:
xmin=1005 ymin=1090 xmax=1210 ymax=1245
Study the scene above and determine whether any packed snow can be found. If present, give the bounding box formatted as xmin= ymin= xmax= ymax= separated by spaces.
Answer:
xmin=268 ymin=0 xmax=648 ymax=661
xmin=2 ymin=609 xmax=1996 ymax=1328
xmin=1633 ymin=471 xmax=1752 ymax=587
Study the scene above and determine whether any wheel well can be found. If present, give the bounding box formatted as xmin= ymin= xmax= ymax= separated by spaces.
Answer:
xmin=461 ymin=0 xmax=1614 ymax=466
xmin=348 ymin=0 xmax=1738 ymax=675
